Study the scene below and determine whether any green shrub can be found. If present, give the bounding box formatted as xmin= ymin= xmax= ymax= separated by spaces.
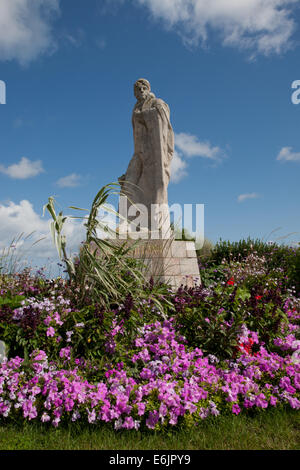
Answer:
xmin=204 ymin=238 xmax=300 ymax=293
xmin=196 ymin=238 xmax=214 ymax=261
xmin=173 ymin=280 xmax=288 ymax=359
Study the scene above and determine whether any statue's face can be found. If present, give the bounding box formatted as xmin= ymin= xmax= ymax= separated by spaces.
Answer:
xmin=134 ymin=81 xmax=149 ymax=102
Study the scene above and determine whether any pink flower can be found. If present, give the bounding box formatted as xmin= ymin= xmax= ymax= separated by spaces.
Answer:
xmin=137 ymin=402 xmax=146 ymax=416
xmin=59 ymin=347 xmax=71 ymax=361
xmin=44 ymin=316 xmax=52 ymax=326
xmin=122 ymin=416 xmax=135 ymax=429
xmin=232 ymin=404 xmax=241 ymax=415
xmin=288 ymin=397 xmax=300 ymax=409
xmin=53 ymin=312 xmax=63 ymax=326
xmin=46 ymin=327 xmax=55 ymax=337
xmin=32 ymin=350 xmax=47 ymax=362
xmin=270 ymin=396 xmax=277 ymax=406
xmin=146 ymin=410 xmax=159 ymax=429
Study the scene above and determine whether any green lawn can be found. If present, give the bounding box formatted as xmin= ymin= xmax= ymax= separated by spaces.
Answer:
xmin=0 ymin=409 xmax=299 ymax=450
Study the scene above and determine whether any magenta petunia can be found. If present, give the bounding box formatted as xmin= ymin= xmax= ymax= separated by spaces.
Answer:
xmin=46 ymin=327 xmax=55 ymax=337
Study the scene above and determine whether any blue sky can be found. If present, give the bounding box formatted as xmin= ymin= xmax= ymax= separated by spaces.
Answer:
xmin=0 ymin=0 xmax=300 ymax=274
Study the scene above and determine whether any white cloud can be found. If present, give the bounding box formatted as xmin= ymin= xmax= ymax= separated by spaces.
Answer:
xmin=0 ymin=157 xmax=44 ymax=179
xmin=170 ymin=150 xmax=188 ymax=183
xmin=0 ymin=200 xmax=86 ymax=268
xmin=56 ymin=173 xmax=82 ymax=188
xmin=237 ymin=193 xmax=260 ymax=203
xmin=170 ymin=132 xmax=225 ymax=183
xmin=0 ymin=199 xmax=119 ymax=274
xmin=277 ymin=146 xmax=300 ymax=162
xmin=0 ymin=0 xmax=60 ymax=65
xmin=175 ymin=133 xmax=223 ymax=161
xmin=137 ymin=0 xmax=299 ymax=56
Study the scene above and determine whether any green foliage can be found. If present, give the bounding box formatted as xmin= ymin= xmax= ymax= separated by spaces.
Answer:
xmin=0 ymin=408 xmax=299 ymax=450
xmin=210 ymin=237 xmax=295 ymax=268
xmin=0 ymin=201 xmax=298 ymax=378
xmin=0 ymin=292 xmax=26 ymax=309
xmin=43 ymin=197 xmax=76 ymax=279
xmin=173 ymin=282 xmax=288 ymax=359
xmin=44 ymin=183 xmax=172 ymax=311
xmin=286 ymin=246 xmax=300 ymax=293
xmin=0 ymin=232 xmax=45 ymax=275
xmin=0 ymin=292 xmax=27 ymax=358
xmin=172 ymin=227 xmax=196 ymax=242
xmin=198 ymin=264 xmax=228 ymax=288
xmin=203 ymin=238 xmax=300 ymax=293
xmin=0 ymin=279 xmax=173 ymax=369
xmin=196 ymin=238 xmax=214 ymax=261
xmin=1 ymin=316 xmax=49 ymax=361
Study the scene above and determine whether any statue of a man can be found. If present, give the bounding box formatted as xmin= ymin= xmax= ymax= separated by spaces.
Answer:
xmin=119 ymin=79 xmax=174 ymax=236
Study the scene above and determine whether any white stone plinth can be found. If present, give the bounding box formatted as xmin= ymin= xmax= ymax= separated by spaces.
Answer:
xmin=90 ymin=239 xmax=201 ymax=290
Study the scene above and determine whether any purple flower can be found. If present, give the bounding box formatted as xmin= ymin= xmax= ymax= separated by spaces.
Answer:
xmin=59 ymin=347 xmax=71 ymax=361
xmin=288 ymin=397 xmax=300 ymax=409
xmin=270 ymin=396 xmax=277 ymax=406
xmin=46 ymin=327 xmax=55 ymax=337
xmin=146 ymin=410 xmax=159 ymax=429
xmin=137 ymin=402 xmax=146 ymax=416
xmin=232 ymin=404 xmax=241 ymax=415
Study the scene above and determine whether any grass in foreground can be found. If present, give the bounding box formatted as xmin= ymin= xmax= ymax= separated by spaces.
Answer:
xmin=0 ymin=409 xmax=299 ymax=450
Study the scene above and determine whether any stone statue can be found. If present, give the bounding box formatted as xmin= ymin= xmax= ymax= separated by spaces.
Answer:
xmin=118 ymin=78 xmax=174 ymax=236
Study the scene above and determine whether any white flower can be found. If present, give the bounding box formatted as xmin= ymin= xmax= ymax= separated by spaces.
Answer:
xmin=114 ymin=418 xmax=123 ymax=430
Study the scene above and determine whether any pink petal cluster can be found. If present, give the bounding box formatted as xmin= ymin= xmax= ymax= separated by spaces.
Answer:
xmin=0 ymin=318 xmax=299 ymax=430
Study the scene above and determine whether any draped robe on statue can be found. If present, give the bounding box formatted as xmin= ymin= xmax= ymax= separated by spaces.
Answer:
xmin=119 ymin=92 xmax=174 ymax=236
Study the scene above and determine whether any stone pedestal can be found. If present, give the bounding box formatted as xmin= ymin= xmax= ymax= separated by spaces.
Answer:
xmin=144 ymin=239 xmax=201 ymax=290
xmin=91 ymin=238 xmax=201 ymax=290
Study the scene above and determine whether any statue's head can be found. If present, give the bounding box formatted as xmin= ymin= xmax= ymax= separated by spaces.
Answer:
xmin=134 ymin=78 xmax=151 ymax=102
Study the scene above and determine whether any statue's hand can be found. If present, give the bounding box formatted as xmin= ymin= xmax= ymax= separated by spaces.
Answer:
xmin=118 ymin=174 xmax=126 ymax=188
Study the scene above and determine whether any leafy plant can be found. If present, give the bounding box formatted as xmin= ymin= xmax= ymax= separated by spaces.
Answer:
xmin=0 ymin=292 xmax=26 ymax=310
xmin=172 ymin=280 xmax=288 ymax=359
xmin=203 ymin=238 xmax=300 ymax=293
xmin=196 ymin=238 xmax=214 ymax=262
xmin=0 ymin=232 xmax=45 ymax=275
xmin=43 ymin=183 xmax=172 ymax=311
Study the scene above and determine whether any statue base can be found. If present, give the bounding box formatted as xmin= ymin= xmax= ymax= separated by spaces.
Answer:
xmin=91 ymin=238 xmax=201 ymax=290
xmin=142 ymin=239 xmax=201 ymax=290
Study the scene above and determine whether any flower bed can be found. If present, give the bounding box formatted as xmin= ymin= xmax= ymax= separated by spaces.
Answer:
xmin=0 ymin=254 xmax=299 ymax=431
